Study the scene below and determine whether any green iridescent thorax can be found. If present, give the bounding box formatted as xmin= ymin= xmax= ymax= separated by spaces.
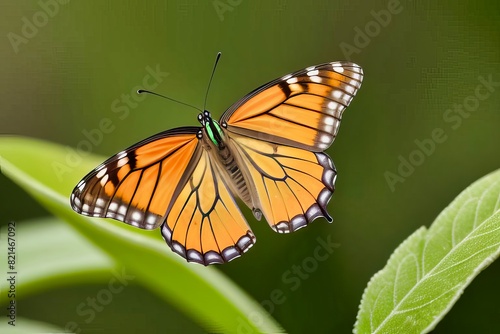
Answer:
xmin=204 ymin=116 xmax=225 ymax=148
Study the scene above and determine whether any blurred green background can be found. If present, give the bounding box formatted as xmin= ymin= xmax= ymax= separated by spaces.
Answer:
xmin=1 ymin=0 xmax=499 ymax=333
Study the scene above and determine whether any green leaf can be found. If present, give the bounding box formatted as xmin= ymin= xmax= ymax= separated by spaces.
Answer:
xmin=0 ymin=136 xmax=283 ymax=334
xmin=0 ymin=217 xmax=115 ymax=305
xmin=354 ymin=168 xmax=500 ymax=334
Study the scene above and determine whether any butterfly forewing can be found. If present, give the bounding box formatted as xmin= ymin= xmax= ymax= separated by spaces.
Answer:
xmin=221 ymin=62 xmax=363 ymax=152
xmin=70 ymin=127 xmax=201 ymax=229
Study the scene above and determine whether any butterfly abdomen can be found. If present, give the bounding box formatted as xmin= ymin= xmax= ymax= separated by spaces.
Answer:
xmin=214 ymin=143 xmax=252 ymax=206
xmin=226 ymin=156 xmax=251 ymax=202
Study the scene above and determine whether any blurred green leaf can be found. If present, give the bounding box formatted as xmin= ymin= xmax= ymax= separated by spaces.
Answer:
xmin=0 ymin=317 xmax=68 ymax=334
xmin=0 ymin=217 xmax=115 ymax=305
xmin=354 ymin=169 xmax=500 ymax=333
xmin=0 ymin=136 xmax=283 ymax=334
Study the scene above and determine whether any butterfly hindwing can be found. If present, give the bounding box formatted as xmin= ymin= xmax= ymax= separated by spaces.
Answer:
xmin=228 ymin=133 xmax=336 ymax=233
xmin=221 ymin=62 xmax=363 ymax=152
xmin=160 ymin=148 xmax=255 ymax=265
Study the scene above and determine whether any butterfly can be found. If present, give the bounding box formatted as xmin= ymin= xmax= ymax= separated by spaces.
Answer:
xmin=70 ymin=58 xmax=363 ymax=265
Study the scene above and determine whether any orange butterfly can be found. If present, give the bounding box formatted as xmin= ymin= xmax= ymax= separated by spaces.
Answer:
xmin=70 ymin=57 xmax=363 ymax=265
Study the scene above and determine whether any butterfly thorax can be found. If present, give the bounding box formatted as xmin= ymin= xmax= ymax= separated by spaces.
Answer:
xmin=198 ymin=111 xmax=225 ymax=149
xmin=198 ymin=110 xmax=254 ymax=210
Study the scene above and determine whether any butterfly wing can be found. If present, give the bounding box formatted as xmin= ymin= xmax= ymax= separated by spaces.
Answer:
xmin=161 ymin=147 xmax=255 ymax=265
xmin=70 ymin=127 xmax=202 ymax=229
xmin=220 ymin=61 xmax=363 ymax=152
xmin=220 ymin=61 xmax=363 ymax=232
xmin=70 ymin=127 xmax=255 ymax=265
xmin=228 ymin=132 xmax=336 ymax=233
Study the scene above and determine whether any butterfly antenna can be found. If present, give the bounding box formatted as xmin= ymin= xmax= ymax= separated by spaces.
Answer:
xmin=203 ymin=52 xmax=222 ymax=111
xmin=137 ymin=89 xmax=202 ymax=113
